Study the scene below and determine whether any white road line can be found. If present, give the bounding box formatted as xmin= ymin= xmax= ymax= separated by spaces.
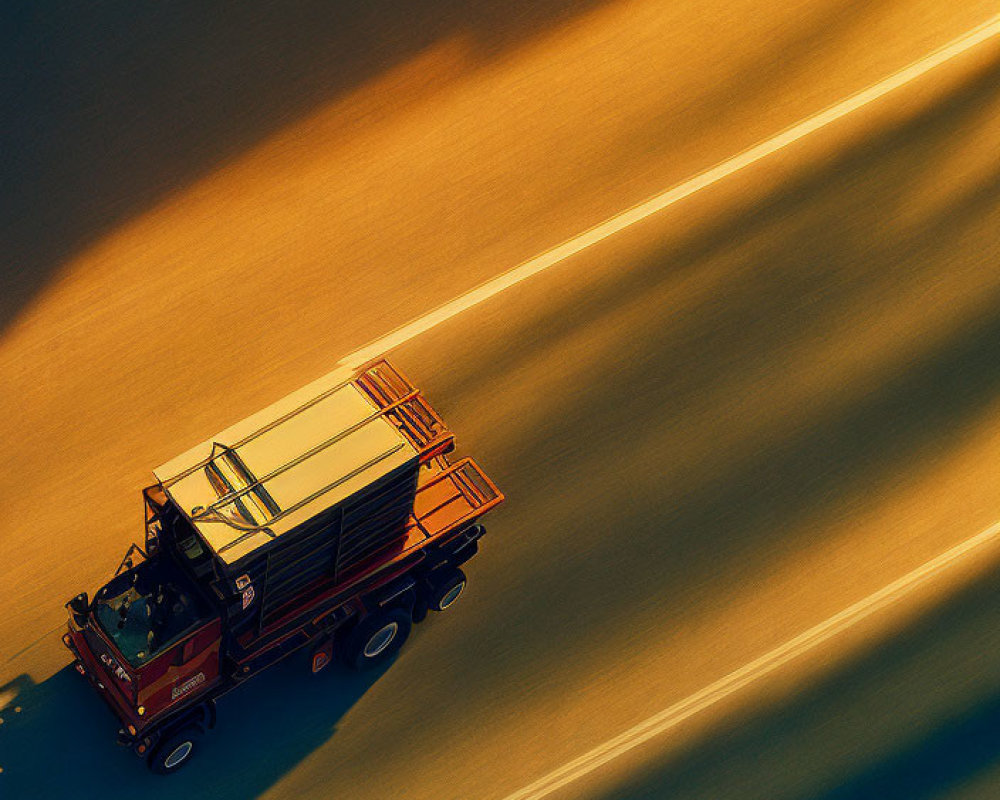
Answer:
xmin=500 ymin=520 xmax=1000 ymax=800
xmin=338 ymin=14 xmax=1000 ymax=371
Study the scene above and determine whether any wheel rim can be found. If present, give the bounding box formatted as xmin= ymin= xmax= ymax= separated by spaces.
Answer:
xmin=439 ymin=582 xmax=465 ymax=610
xmin=164 ymin=740 xmax=193 ymax=769
xmin=363 ymin=622 xmax=399 ymax=657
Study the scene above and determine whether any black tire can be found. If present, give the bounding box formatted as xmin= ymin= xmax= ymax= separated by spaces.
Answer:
xmin=427 ymin=568 xmax=466 ymax=613
xmin=339 ymin=608 xmax=411 ymax=671
xmin=147 ymin=725 xmax=202 ymax=775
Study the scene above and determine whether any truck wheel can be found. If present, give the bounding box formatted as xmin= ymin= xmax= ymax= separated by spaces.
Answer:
xmin=340 ymin=608 xmax=411 ymax=670
xmin=148 ymin=725 xmax=202 ymax=774
xmin=427 ymin=568 xmax=466 ymax=612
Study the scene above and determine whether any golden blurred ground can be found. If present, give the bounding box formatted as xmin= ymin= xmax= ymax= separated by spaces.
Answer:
xmin=1 ymin=1 xmax=999 ymax=798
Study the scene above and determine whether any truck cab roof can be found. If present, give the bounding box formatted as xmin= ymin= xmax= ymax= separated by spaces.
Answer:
xmin=154 ymin=363 xmax=425 ymax=566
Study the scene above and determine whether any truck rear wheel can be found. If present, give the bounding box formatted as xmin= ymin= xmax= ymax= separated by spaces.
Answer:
xmin=427 ymin=568 xmax=466 ymax=612
xmin=148 ymin=725 xmax=202 ymax=774
xmin=340 ymin=608 xmax=411 ymax=670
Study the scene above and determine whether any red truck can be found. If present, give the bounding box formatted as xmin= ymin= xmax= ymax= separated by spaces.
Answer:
xmin=62 ymin=359 xmax=503 ymax=773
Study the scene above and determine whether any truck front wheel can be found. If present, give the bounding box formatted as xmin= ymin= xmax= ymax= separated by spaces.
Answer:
xmin=148 ymin=725 xmax=202 ymax=774
xmin=340 ymin=608 xmax=411 ymax=670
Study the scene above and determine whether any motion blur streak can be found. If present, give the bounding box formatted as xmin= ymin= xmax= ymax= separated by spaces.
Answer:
xmin=339 ymin=14 xmax=1000 ymax=369
xmin=502 ymin=520 xmax=1000 ymax=800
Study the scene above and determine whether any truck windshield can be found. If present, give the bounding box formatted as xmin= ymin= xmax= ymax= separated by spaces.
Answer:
xmin=93 ymin=555 xmax=209 ymax=667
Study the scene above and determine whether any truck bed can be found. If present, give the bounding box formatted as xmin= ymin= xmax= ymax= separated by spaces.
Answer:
xmin=235 ymin=456 xmax=502 ymax=653
xmin=408 ymin=457 xmax=503 ymax=542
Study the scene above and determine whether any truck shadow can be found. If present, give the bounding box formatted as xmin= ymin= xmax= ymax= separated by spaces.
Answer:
xmin=0 ymin=651 xmax=389 ymax=799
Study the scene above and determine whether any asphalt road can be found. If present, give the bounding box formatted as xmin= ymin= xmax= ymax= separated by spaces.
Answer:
xmin=2 ymin=2 xmax=1000 ymax=798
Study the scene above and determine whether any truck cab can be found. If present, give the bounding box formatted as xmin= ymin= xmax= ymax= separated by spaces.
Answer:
xmin=64 ymin=491 xmax=224 ymax=736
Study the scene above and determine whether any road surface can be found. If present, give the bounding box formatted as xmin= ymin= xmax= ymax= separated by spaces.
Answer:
xmin=2 ymin=1 xmax=1000 ymax=798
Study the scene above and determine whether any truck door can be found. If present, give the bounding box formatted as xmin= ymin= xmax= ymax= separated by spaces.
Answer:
xmin=136 ymin=618 xmax=223 ymax=718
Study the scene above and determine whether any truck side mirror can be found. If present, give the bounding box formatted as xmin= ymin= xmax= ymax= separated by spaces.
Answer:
xmin=67 ymin=592 xmax=89 ymax=627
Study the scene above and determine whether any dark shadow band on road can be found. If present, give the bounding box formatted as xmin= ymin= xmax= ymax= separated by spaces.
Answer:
xmin=423 ymin=54 xmax=1000 ymax=411
xmin=579 ymin=556 xmax=1000 ymax=800
xmin=0 ymin=0 xmax=609 ymax=333
xmin=370 ymin=54 xmax=1000 ymax=751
